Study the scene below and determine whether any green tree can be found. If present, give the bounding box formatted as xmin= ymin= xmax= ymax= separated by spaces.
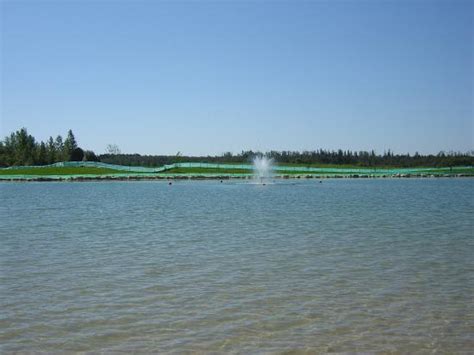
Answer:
xmin=47 ymin=136 xmax=56 ymax=163
xmin=70 ymin=147 xmax=84 ymax=161
xmin=37 ymin=142 xmax=47 ymax=165
xmin=63 ymin=129 xmax=78 ymax=161
xmin=2 ymin=133 xmax=16 ymax=165
xmin=55 ymin=135 xmax=64 ymax=161
xmin=0 ymin=141 xmax=6 ymax=167
xmin=13 ymin=128 xmax=36 ymax=165
xmin=83 ymin=150 xmax=98 ymax=161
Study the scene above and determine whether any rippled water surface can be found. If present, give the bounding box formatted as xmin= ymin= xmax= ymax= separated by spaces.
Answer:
xmin=1 ymin=179 xmax=473 ymax=353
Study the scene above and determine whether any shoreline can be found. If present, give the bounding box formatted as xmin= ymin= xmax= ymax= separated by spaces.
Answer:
xmin=1 ymin=173 xmax=473 ymax=182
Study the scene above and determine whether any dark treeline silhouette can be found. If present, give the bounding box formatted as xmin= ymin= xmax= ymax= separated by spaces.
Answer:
xmin=0 ymin=128 xmax=98 ymax=167
xmin=100 ymin=149 xmax=474 ymax=168
xmin=1 ymin=128 xmax=472 ymax=167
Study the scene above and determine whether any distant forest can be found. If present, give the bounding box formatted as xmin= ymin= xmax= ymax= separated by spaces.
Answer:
xmin=1 ymin=128 xmax=473 ymax=168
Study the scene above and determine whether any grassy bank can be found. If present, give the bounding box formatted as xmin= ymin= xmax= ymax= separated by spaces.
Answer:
xmin=162 ymin=167 xmax=252 ymax=174
xmin=161 ymin=167 xmax=348 ymax=175
xmin=161 ymin=166 xmax=474 ymax=175
xmin=0 ymin=166 xmax=133 ymax=176
xmin=1 ymin=163 xmax=473 ymax=180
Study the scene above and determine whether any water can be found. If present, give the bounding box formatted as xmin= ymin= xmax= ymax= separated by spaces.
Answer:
xmin=1 ymin=179 xmax=473 ymax=352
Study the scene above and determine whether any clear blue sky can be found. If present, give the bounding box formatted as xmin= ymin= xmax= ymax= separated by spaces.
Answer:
xmin=1 ymin=0 xmax=472 ymax=155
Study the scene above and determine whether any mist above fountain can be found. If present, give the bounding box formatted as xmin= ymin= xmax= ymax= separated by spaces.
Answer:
xmin=252 ymin=156 xmax=274 ymax=183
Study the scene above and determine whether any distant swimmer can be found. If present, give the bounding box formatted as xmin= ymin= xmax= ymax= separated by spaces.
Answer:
xmin=169 ymin=182 xmax=172 ymax=185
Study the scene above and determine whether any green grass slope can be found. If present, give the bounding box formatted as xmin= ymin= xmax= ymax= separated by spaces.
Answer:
xmin=0 ymin=166 xmax=131 ymax=176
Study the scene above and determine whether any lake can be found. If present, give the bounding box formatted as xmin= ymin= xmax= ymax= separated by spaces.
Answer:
xmin=1 ymin=179 xmax=473 ymax=352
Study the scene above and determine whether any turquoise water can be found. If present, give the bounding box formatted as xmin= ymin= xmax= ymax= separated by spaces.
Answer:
xmin=1 ymin=179 xmax=473 ymax=352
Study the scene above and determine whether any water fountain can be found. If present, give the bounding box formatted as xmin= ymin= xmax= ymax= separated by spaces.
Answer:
xmin=252 ymin=156 xmax=274 ymax=184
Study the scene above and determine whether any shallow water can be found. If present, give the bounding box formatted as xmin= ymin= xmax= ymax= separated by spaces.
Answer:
xmin=1 ymin=179 xmax=473 ymax=352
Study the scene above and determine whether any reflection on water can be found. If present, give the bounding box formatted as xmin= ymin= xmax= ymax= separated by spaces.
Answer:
xmin=0 ymin=179 xmax=473 ymax=352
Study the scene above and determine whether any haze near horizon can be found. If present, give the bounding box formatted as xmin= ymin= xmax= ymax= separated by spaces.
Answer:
xmin=1 ymin=0 xmax=472 ymax=155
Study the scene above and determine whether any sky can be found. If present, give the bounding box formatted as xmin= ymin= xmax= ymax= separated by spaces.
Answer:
xmin=1 ymin=0 xmax=472 ymax=156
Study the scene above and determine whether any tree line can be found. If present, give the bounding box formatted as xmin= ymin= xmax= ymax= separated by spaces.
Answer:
xmin=0 ymin=128 xmax=98 ymax=166
xmin=99 ymin=149 xmax=473 ymax=168
xmin=1 ymin=128 xmax=473 ymax=167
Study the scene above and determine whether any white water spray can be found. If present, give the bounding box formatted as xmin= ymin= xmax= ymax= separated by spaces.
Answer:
xmin=252 ymin=156 xmax=274 ymax=183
